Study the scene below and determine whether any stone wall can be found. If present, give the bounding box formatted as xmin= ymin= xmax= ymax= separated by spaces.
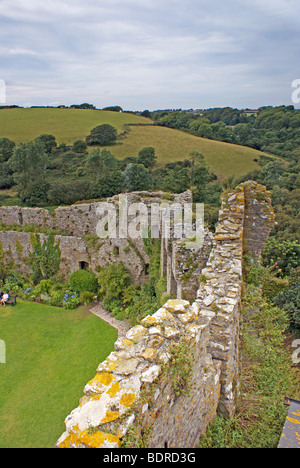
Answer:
xmin=0 ymin=230 xmax=150 ymax=284
xmin=0 ymin=182 xmax=275 ymax=448
xmin=56 ymin=299 xmax=222 ymax=449
xmin=55 ymin=181 xmax=275 ymax=448
xmin=0 ymin=190 xmax=212 ymax=295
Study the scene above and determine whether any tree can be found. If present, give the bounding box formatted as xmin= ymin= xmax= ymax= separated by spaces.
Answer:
xmin=0 ymin=163 xmax=14 ymax=189
xmin=97 ymin=263 xmax=131 ymax=311
xmin=85 ymin=148 xmax=119 ymax=181
xmin=9 ymin=140 xmax=49 ymax=204
xmin=0 ymin=137 xmax=15 ymax=162
xmin=102 ymin=106 xmax=123 ymax=112
xmin=85 ymin=149 xmax=101 ymax=181
xmin=137 ymin=147 xmax=157 ymax=168
xmin=123 ymin=163 xmax=153 ymax=191
xmin=72 ymin=140 xmax=87 ymax=153
xmin=96 ymin=171 xmax=123 ymax=198
xmin=86 ymin=124 xmax=118 ymax=146
xmin=35 ymin=134 xmax=57 ymax=154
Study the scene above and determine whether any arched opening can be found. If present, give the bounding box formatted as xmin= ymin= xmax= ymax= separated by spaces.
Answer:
xmin=79 ymin=261 xmax=89 ymax=270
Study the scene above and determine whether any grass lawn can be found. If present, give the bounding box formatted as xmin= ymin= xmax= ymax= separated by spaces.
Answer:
xmin=0 ymin=300 xmax=117 ymax=448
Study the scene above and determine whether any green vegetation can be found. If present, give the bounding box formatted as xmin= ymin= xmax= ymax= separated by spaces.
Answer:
xmin=69 ymin=269 xmax=98 ymax=294
xmin=0 ymin=107 xmax=151 ymax=145
xmin=0 ymin=104 xmax=299 ymax=448
xmin=86 ymin=124 xmax=118 ymax=146
xmin=0 ymin=107 xmax=278 ymax=208
xmin=111 ymin=124 xmax=267 ymax=179
xmin=153 ymin=105 xmax=300 ymax=161
xmin=28 ymin=234 xmax=61 ymax=284
xmin=0 ymin=301 xmax=117 ymax=448
xmin=199 ymin=260 xmax=300 ymax=448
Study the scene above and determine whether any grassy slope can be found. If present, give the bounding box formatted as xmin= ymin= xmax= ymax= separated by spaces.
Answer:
xmin=0 ymin=108 xmax=273 ymax=180
xmin=0 ymin=108 xmax=151 ymax=145
xmin=0 ymin=301 xmax=117 ymax=448
xmin=112 ymin=125 xmax=267 ymax=179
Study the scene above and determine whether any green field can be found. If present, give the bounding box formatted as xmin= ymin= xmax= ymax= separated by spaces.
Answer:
xmin=112 ymin=125 xmax=268 ymax=179
xmin=0 ymin=301 xmax=117 ymax=448
xmin=0 ymin=107 xmax=151 ymax=145
xmin=0 ymin=107 xmax=276 ymax=180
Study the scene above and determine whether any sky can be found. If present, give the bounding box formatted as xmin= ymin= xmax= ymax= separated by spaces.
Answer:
xmin=0 ymin=0 xmax=300 ymax=110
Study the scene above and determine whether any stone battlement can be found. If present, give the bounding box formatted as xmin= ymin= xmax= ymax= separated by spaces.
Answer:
xmin=54 ymin=181 xmax=275 ymax=448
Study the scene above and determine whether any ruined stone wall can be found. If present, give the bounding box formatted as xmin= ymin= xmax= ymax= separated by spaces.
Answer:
xmin=0 ymin=190 xmax=212 ymax=293
xmin=0 ymin=230 xmax=150 ymax=283
xmin=56 ymin=299 xmax=222 ymax=449
xmin=0 ymin=182 xmax=275 ymax=448
xmin=55 ymin=181 xmax=275 ymax=448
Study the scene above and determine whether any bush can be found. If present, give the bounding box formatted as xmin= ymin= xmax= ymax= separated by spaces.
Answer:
xmin=86 ymin=124 xmax=117 ymax=146
xmin=69 ymin=269 xmax=98 ymax=294
xmin=274 ymin=268 xmax=300 ymax=329
xmin=63 ymin=292 xmax=80 ymax=309
xmin=79 ymin=291 xmax=96 ymax=305
xmin=261 ymin=238 xmax=300 ymax=277
xmin=262 ymin=274 xmax=288 ymax=301
xmin=97 ymin=263 xmax=131 ymax=312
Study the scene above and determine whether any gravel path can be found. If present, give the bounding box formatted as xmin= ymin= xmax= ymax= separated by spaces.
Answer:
xmin=90 ymin=302 xmax=130 ymax=339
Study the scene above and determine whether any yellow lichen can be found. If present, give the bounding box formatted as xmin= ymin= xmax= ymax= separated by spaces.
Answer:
xmin=60 ymin=428 xmax=121 ymax=448
xmin=58 ymin=434 xmax=72 ymax=448
xmin=58 ymin=422 xmax=121 ymax=448
xmin=287 ymin=416 xmax=300 ymax=425
xmin=120 ymin=392 xmax=137 ymax=408
xmin=140 ymin=348 xmax=158 ymax=361
xmin=100 ymin=410 xmax=120 ymax=424
xmin=107 ymin=381 xmax=121 ymax=398
xmin=95 ymin=372 xmax=114 ymax=386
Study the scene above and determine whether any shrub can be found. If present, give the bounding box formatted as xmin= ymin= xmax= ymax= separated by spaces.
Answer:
xmin=63 ymin=292 xmax=80 ymax=309
xmin=262 ymin=274 xmax=288 ymax=301
xmin=79 ymin=291 xmax=96 ymax=305
xmin=86 ymin=124 xmax=117 ymax=146
xmin=97 ymin=263 xmax=131 ymax=311
xmin=69 ymin=269 xmax=98 ymax=294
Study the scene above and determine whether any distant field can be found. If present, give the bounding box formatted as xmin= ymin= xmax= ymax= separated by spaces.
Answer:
xmin=0 ymin=108 xmax=151 ymax=145
xmin=0 ymin=107 xmax=275 ymax=180
xmin=112 ymin=125 xmax=268 ymax=179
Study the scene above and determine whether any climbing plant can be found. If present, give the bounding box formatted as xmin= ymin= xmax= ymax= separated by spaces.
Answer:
xmin=28 ymin=234 xmax=61 ymax=283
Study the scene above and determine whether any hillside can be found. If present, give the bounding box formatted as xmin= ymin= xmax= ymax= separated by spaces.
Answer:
xmin=0 ymin=107 xmax=152 ymax=145
xmin=0 ymin=107 xmax=275 ymax=181
xmin=113 ymin=124 xmax=269 ymax=180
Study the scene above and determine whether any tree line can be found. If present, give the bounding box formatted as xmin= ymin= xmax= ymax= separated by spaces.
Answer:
xmin=152 ymin=105 xmax=300 ymax=162
xmin=0 ymin=124 xmax=218 ymax=209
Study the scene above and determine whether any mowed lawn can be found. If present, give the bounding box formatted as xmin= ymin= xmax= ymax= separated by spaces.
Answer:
xmin=0 ymin=301 xmax=117 ymax=448
xmin=0 ymin=107 xmax=151 ymax=145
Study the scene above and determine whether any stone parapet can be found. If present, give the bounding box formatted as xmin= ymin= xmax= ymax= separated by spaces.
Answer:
xmin=56 ymin=298 xmax=221 ymax=449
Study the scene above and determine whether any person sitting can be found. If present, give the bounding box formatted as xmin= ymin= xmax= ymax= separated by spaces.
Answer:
xmin=0 ymin=292 xmax=9 ymax=307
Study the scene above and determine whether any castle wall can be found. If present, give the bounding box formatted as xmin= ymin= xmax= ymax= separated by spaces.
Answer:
xmin=0 ymin=182 xmax=275 ymax=448
xmin=55 ymin=181 xmax=275 ymax=448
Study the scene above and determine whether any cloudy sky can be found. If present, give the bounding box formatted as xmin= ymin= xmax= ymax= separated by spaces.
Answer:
xmin=1 ymin=0 xmax=300 ymax=110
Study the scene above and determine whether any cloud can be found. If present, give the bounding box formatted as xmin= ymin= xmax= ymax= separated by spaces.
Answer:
xmin=0 ymin=0 xmax=299 ymax=109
